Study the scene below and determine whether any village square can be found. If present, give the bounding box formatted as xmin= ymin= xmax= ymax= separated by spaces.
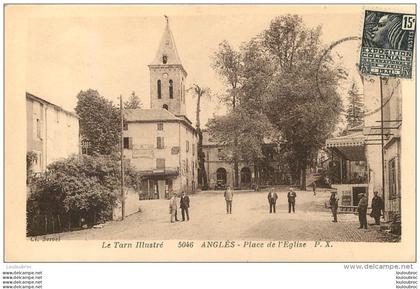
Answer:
xmin=25 ymin=12 xmax=403 ymax=242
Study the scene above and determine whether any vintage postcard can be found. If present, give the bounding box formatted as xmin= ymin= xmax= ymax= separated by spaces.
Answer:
xmin=4 ymin=4 xmax=416 ymax=262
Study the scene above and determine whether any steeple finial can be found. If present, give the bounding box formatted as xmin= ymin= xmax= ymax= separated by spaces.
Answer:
xmin=164 ymin=15 xmax=169 ymax=26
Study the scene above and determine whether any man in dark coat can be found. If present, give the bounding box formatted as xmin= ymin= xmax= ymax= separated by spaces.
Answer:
xmin=329 ymin=190 xmax=339 ymax=222
xmin=357 ymin=193 xmax=368 ymax=229
xmin=287 ymin=187 xmax=297 ymax=213
xmin=267 ymin=188 xmax=278 ymax=213
xmin=370 ymin=191 xmax=384 ymax=225
xmin=180 ymin=191 xmax=190 ymax=221
xmin=312 ymin=182 xmax=316 ymax=196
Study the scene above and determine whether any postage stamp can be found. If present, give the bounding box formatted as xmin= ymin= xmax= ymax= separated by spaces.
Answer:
xmin=359 ymin=10 xmax=416 ymax=78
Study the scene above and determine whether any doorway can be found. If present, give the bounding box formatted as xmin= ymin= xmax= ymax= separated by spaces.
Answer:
xmin=352 ymin=186 xmax=368 ymax=206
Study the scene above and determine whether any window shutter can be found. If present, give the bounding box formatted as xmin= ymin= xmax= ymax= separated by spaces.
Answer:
xmin=129 ymin=137 xmax=133 ymax=149
xmin=162 ymin=137 xmax=165 ymax=148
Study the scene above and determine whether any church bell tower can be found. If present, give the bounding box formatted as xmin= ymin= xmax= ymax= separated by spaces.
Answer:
xmin=148 ymin=16 xmax=187 ymax=116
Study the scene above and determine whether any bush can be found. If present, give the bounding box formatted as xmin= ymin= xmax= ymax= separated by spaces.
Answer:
xmin=27 ymin=154 xmax=141 ymax=236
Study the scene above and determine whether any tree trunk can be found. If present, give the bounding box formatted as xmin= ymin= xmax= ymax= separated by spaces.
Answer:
xmin=300 ymin=163 xmax=307 ymax=191
xmin=197 ymin=136 xmax=208 ymax=188
xmin=194 ymin=87 xmax=208 ymax=189
xmin=196 ymin=90 xmax=201 ymax=130
xmin=234 ymin=158 xmax=239 ymax=188
xmin=44 ymin=215 xmax=48 ymax=234
xmin=57 ymin=214 xmax=62 ymax=231
xmin=68 ymin=212 xmax=71 ymax=231
xmin=253 ymin=164 xmax=258 ymax=189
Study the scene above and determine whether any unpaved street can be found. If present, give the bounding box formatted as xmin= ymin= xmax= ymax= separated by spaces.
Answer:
xmin=55 ymin=188 xmax=392 ymax=242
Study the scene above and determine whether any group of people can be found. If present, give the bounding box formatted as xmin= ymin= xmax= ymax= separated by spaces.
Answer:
xmin=223 ymin=186 xmax=298 ymax=215
xmin=267 ymin=187 xmax=297 ymax=213
xmin=329 ymin=190 xmax=384 ymax=229
xmin=168 ymin=191 xmax=190 ymax=223
xmin=169 ymin=187 xmax=385 ymax=229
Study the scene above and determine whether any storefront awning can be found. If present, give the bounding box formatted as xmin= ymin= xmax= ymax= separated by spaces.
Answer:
xmin=326 ymin=133 xmax=366 ymax=161
xmin=139 ymin=168 xmax=179 ymax=178
xmin=326 ymin=133 xmax=365 ymax=148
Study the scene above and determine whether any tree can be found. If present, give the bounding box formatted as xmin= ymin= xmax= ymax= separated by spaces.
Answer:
xmin=207 ymin=107 xmax=275 ymax=188
xmin=345 ymin=81 xmax=364 ymax=128
xmin=208 ymin=15 xmax=344 ymax=190
xmin=27 ymin=154 xmax=142 ymax=235
xmin=239 ymin=38 xmax=274 ymax=113
xmin=260 ymin=15 xmax=344 ymax=189
xmin=75 ymin=89 xmax=121 ymax=155
xmin=189 ymin=84 xmax=211 ymax=189
xmin=212 ymin=40 xmax=242 ymax=109
xmin=211 ymin=40 xmax=243 ymax=187
xmin=124 ymin=91 xmax=143 ymax=109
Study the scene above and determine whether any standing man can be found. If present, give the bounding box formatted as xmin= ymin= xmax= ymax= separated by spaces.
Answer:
xmin=287 ymin=187 xmax=297 ymax=213
xmin=370 ymin=191 xmax=384 ymax=225
xmin=180 ymin=191 xmax=190 ymax=221
xmin=267 ymin=188 xmax=278 ymax=213
xmin=329 ymin=190 xmax=339 ymax=222
xmin=169 ymin=193 xmax=179 ymax=223
xmin=357 ymin=193 xmax=368 ymax=229
xmin=224 ymin=185 xmax=233 ymax=214
xmin=312 ymin=181 xmax=317 ymax=196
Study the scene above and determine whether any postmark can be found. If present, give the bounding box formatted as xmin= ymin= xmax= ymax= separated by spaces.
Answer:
xmin=359 ymin=10 xmax=416 ymax=78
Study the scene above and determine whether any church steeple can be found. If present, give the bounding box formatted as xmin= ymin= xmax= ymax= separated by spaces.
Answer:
xmin=150 ymin=16 xmax=184 ymax=68
xmin=148 ymin=16 xmax=187 ymax=116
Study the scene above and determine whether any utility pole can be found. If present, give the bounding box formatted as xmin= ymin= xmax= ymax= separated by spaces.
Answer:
xmin=120 ymin=95 xmax=125 ymax=220
xmin=380 ymin=78 xmax=385 ymax=207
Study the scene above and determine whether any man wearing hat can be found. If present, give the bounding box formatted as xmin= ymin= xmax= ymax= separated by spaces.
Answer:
xmin=370 ymin=191 xmax=384 ymax=225
xmin=267 ymin=187 xmax=278 ymax=213
xmin=169 ymin=192 xmax=179 ymax=223
xmin=287 ymin=187 xmax=297 ymax=213
xmin=357 ymin=193 xmax=368 ymax=229
xmin=329 ymin=190 xmax=339 ymax=222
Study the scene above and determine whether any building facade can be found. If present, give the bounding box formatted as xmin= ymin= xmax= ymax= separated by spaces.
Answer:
xmin=382 ymin=78 xmax=402 ymax=221
xmin=26 ymin=92 xmax=80 ymax=173
xmin=202 ymin=130 xmax=290 ymax=189
xmin=325 ymin=76 xmax=402 ymax=221
xmin=123 ymin=20 xmax=198 ymax=199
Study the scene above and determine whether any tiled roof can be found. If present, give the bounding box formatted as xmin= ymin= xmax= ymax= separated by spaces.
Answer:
xmin=26 ymin=92 xmax=78 ymax=118
xmin=124 ymin=108 xmax=180 ymax=122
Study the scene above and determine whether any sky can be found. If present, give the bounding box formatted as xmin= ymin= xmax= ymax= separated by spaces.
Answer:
xmin=25 ymin=5 xmax=376 ymax=128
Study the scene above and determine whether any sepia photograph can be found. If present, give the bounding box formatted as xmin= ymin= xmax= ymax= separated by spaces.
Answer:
xmin=4 ymin=4 xmax=416 ymax=262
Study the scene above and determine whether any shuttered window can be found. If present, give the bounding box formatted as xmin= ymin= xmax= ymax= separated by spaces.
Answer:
xmin=157 ymin=137 xmax=164 ymax=149
xmin=123 ymin=137 xmax=132 ymax=149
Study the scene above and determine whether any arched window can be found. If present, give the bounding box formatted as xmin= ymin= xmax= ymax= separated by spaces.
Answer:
xmin=216 ymin=168 xmax=227 ymax=188
xmin=169 ymin=80 xmax=173 ymax=99
xmin=162 ymin=55 xmax=167 ymax=64
xmin=157 ymin=80 xmax=161 ymax=99
xmin=163 ymin=104 xmax=168 ymax=110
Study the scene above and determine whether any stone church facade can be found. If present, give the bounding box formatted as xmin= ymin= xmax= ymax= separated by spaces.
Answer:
xmin=123 ymin=19 xmax=198 ymax=200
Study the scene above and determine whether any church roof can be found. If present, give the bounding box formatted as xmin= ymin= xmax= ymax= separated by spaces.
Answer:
xmin=150 ymin=19 xmax=183 ymax=66
xmin=124 ymin=108 xmax=180 ymax=122
xmin=124 ymin=108 xmax=196 ymax=133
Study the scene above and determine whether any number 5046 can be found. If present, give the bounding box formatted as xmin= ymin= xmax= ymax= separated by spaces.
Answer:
xmin=178 ymin=241 xmax=194 ymax=248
